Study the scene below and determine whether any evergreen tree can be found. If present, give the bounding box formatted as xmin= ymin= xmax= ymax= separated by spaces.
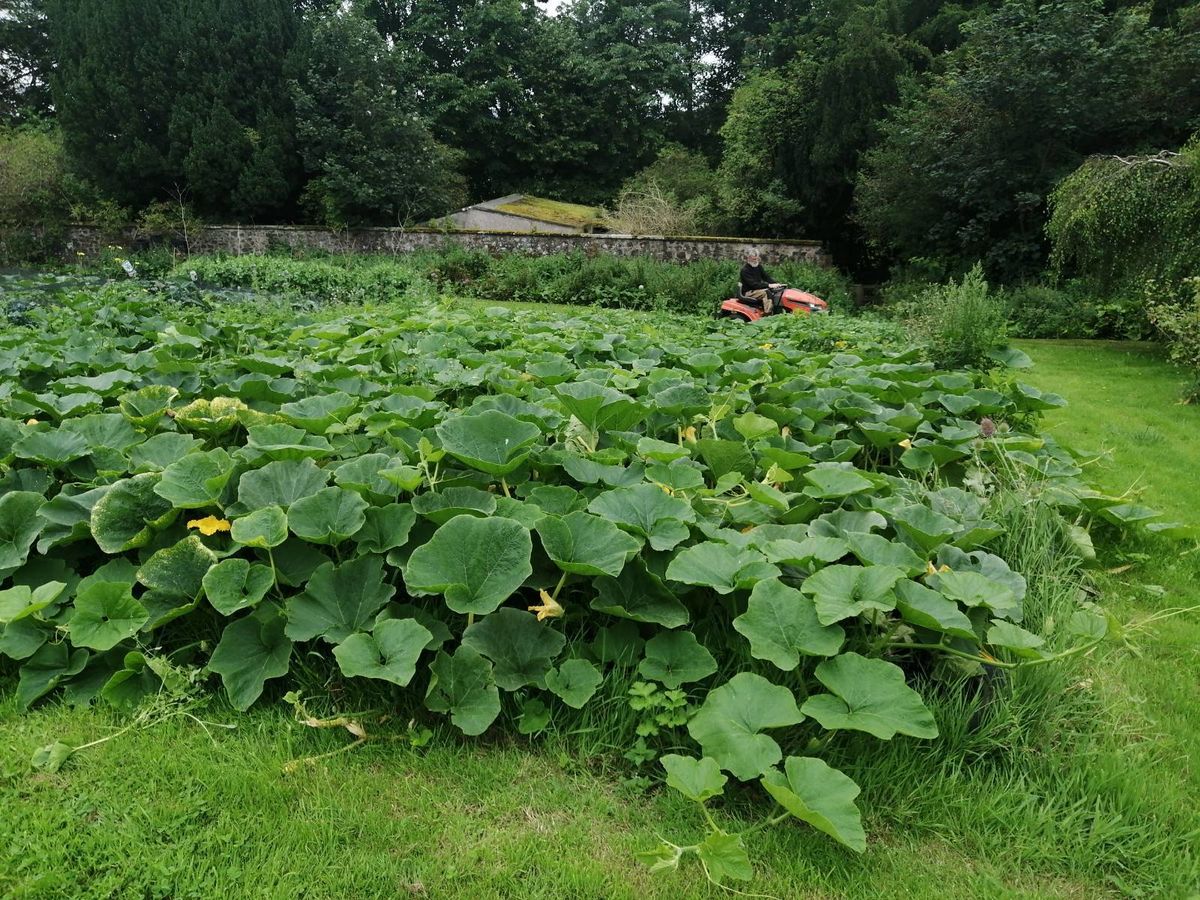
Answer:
xmin=47 ymin=0 xmax=301 ymax=219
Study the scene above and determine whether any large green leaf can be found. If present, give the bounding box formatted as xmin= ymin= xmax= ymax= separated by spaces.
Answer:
xmin=587 ymin=484 xmax=696 ymax=551
xmin=208 ymin=604 xmax=292 ymax=711
xmin=278 ymin=391 xmax=357 ymax=433
xmin=544 ymin=658 xmax=603 ymax=708
xmin=353 ymin=503 xmax=416 ymax=554
xmin=891 ymin=505 xmax=958 ymax=553
xmin=0 ymin=582 xmax=66 ymax=624
xmin=129 ymin=433 xmax=203 ymax=472
xmin=67 ymin=582 xmax=148 ymax=651
xmin=844 ymin=533 xmax=924 ymax=574
xmin=801 ymin=652 xmax=938 ymax=740
xmin=89 ymin=474 xmax=175 ymax=554
xmin=62 ymin=413 xmax=141 ymax=452
xmin=137 ymin=535 xmax=216 ymax=600
xmin=17 ymin=642 xmax=90 ymax=708
xmin=35 ymin=485 xmax=108 ymax=553
xmin=0 ymin=491 xmax=45 ymax=577
xmin=203 ymin=558 xmax=275 ymax=616
xmin=555 ymin=381 xmax=645 ymax=433
xmin=660 ymin=754 xmax=727 ymax=803
xmin=154 ymin=448 xmax=236 ymax=509
xmin=230 ymin=505 xmax=289 ymax=549
xmin=933 ymin=570 xmax=1019 ymax=616
xmin=333 ymin=618 xmax=433 ymax=686
xmin=461 ymin=608 xmax=566 ymax=690
xmin=590 ymin=557 xmax=689 ymax=628
xmin=424 ymin=645 xmax=501 ymax=736
xmin=410 ymin=486 xmax=496 ymax=524
xmin=118 ymin=384 xmax=178 ymax=427
xmin=894 ymin=580 xmax=977 ymax=640
xmin=236 ymin=458 xmax=329 ymax=511
xmin=760 ymin=757 xmax=866 ymax=853
xmin=535 ymin=511 xmax=641 ymax=577
xmin=404 ymin=515 xmax=532 ymax=615
xmin=245 ymin=423 xmax=334 ymax=461
xmin=638 ymin=630 xmax=717 ymax=688
xmin=801 ymin=564 xmax=905 ymax=625
xmin=435 ymin=410 xmax=541 ymax=476
xmin=285 ymin=554 xmax=395 ymax=644
xmin=686 ymin=673 xmax=803 ymax=779
xmin=665 ymin=542 xmax=779 ymax=594
xmin=13 ymin=428 xmax=90 ymax=467
xmin=733 ymin=579 xmax=844 ymax=670
xmin=696 ymin=832 xmax=753 ymax=885
xmin=802 ymin=466 xmax=874 ymax=499
xmin=694 ymin=438 xmax=755 ymax=480
xmin=986 ymin=621 xmax=1046 ymax=659
xmin=287 ymin=486 xmax=368 ymax=545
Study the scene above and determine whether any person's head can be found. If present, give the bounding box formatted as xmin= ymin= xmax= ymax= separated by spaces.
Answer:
xmin=744 ymin=248 xmax=761 ymax=266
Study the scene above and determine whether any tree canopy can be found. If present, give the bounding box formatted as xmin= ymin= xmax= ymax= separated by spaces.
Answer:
xmin=4 ymin=0 xmax=1196 ymax=272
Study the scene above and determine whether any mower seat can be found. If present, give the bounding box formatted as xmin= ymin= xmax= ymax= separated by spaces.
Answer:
xmin=736 ymin=282 xmax=764 ymax=306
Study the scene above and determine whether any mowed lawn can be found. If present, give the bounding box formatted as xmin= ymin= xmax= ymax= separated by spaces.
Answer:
xmin=2 ymin=339 xmax=1198 ymax=899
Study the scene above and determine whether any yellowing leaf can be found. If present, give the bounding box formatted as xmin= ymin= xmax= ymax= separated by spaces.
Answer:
xmin=187 ymin=516 xmax=232 ymax=536
xmin=528 ymin=589 xmax=564 ymax=622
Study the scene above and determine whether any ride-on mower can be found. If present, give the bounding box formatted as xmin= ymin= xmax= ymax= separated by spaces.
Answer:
xmin=718 ymin=283 xmax=828 ymax=322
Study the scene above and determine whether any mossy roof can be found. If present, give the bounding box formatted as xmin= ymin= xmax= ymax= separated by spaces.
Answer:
xmin=492 ymin=195 xmax=605 ymax=228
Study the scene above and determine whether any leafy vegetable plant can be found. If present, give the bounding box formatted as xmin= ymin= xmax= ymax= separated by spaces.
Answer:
xmin=0 ymin=276 xmax=1160 ymax=882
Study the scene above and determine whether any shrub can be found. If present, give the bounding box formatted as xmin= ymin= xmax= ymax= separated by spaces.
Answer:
xmin=605 ymin=183 xmax=702 ymax=236
xmin=1146 ymin=276 xmax=1200 ymax=402
xmin=182 ymin=254 xmax=424 ymax=305
xmin=0 ymin=127 xmax=67 ymax=264
xmin=906 ymin=264 xmax=1008 ymax=369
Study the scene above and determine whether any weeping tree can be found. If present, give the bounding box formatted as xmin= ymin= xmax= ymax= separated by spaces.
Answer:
xmin=1047 ymin=138 xmax=1200 ymax=292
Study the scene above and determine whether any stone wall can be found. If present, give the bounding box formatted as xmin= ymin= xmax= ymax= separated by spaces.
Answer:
xmin=64 ymin=224 xmax=830 ymax=267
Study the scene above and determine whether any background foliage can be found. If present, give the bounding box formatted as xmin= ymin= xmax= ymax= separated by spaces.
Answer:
xmin=1 ymin=0 xmax=1196 ymax=281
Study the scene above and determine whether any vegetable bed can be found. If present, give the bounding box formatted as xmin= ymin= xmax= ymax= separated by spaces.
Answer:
xmin=0 ymin=282 xmax=1149 ymax=884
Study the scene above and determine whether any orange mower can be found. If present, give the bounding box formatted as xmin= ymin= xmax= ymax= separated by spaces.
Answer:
xmin=718 ymin=283 xmax=828 ymax=322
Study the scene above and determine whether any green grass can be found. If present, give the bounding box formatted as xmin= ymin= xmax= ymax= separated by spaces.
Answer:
xmin=1014 ymin=339 xmax=1200 ymax=523
xmin=3 ymin=339 xmax=1200 ymax=899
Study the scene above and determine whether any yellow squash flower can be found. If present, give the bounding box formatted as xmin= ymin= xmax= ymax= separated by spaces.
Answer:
xmin=898 ymin=439 xmax=913 ymax=450
xmin=528 ymin=589 xmax=564 ymax=622
xmin=187 ymin=516 xmax=231 ymax=536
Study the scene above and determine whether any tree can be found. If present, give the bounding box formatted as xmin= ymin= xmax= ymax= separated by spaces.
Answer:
xmin=291 ymin=7 xmax=465 ymax=226
xmin=47 ymin=0 xmax=302 ymax=219
xmin=713 ymin=67 xmax=806 ymax=235
xmin=1048 ymin=139 xmax=1200 ymax=292
xmin=855 ymin=0 xmax=1200 ymax=278
xmin=0 ymin=0 xmax=52 ymax=124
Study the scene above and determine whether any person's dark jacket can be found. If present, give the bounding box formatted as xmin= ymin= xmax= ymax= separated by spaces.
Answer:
xmin=740 ymin=262 xmax=772 ymax=291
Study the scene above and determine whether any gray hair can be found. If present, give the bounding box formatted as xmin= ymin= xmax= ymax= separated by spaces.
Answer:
xmin=744 ymin=247 xmax=761 ymax=261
